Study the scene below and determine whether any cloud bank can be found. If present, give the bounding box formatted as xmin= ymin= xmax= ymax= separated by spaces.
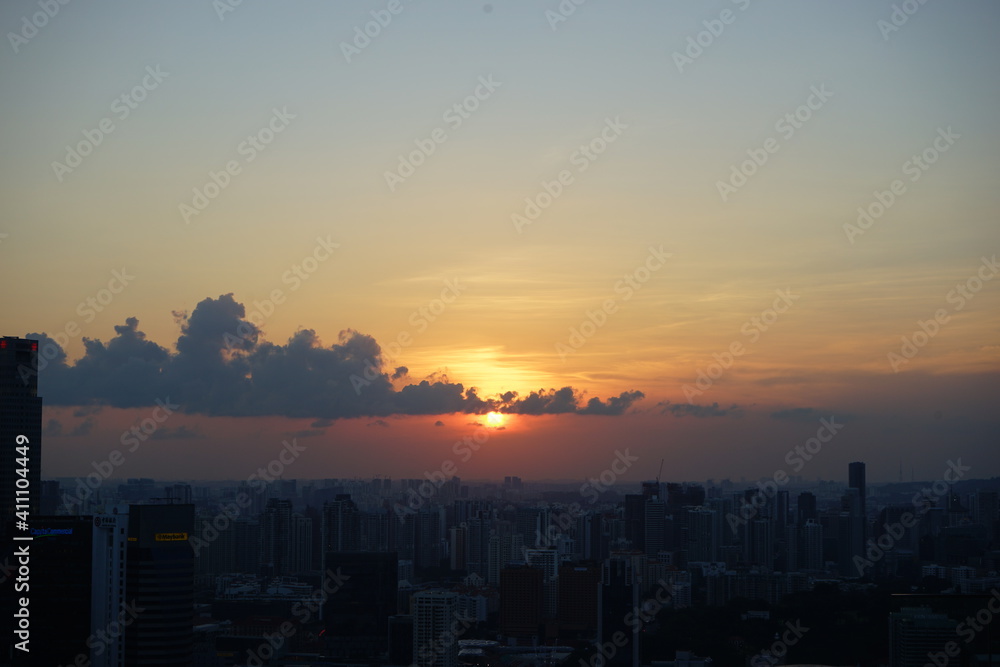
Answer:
xmin=26 ymin=294 xmax=645 ymax=420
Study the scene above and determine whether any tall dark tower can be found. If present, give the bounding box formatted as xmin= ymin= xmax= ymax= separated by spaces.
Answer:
xmin=1 ymin=337 xmax=43 ymax=540
xmin=848 ymin=461 xmax=867 ymax=539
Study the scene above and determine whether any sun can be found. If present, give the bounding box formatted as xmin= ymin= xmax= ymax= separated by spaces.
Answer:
xmin=485 ymin=411 xmax=506 ymax=428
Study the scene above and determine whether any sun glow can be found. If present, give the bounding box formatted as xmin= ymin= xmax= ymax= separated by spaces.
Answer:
xmin=485 ymin=411 xmax=506 ymax=428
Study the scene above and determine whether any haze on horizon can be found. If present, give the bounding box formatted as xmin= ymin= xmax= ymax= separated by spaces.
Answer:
xmin=1 ymin=1 xmax=998 ymax=484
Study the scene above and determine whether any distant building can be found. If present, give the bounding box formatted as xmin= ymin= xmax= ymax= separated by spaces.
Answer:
xmin=323 ymin=551 xmax=398 ymax=659
xmin=413 ymin=590 xmax=460 ymax=667
xmin=499 ymin=564 xmax=543 ymax=639
xmin=91 ymin=502 xmax=195 ymax=667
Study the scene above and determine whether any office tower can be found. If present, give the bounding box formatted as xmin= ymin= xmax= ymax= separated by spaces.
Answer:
xmin=1 ymin=337 xmax=42 ymax=539
xmin=600 ymin=556 xmax=640 ymax=667
xmin=414 ymin=508 xmax=443 ymax=569
xmin=641 ymin=480 xmax=661 ymax=500
xmin=499 ymin=564 xmax=543 ymax=639
xmin=643 ymin=497 xmax=666 ymax=556
xmin=465 ymin=513 xmax=491 ymax=577
xmin=25 ymin=516 xmax=93 ymax=666
xmin=800 ymin=520 xmax=823 ymax=570
xmin=290 ymin=514 xmax=313 ymax=573
xmin=413 ymin=590 xmax=460 ymax=667
xmin=323 ymin=494 xmax=361 ymax=555
xmin=450 ymin=525 xmax=467 ymax=570
xmin=888 ymin=607 xmax=959 ymax=667
xmin=841 ymin=487 xmax=864 ymax=572
xmin=91 ymin=503 xmax=195 ymax=667
xmin=849 ymin=461 xmax=867 ymax=542
xmin=260 ymin=497 xmax=293 ymax=577
xmin=686 ymin=507 xmax=718 ymax=562
xmin=623 ymin=494 xmax=646 ymax=551
xmin=323 ymin=551 xmax=398 ymax=659
xmin=524 ymin=548 xmax=560 ymax=618
xmin=515 ymin=506 xmax=548 ymax=547
xmin=558 ymin=564 xmax=600 ymax=641
xmin=577 ymin=511 xmax=607 ymax=561
xmin=487 ymin=528 xmax=523 ymax=585
xmin=775 ymin=489 xmax=789 ymax=539
xmin=166 ymin=483 xmax=193 ymax=504
xmin=797 ymin=492 xmax=817 ymax=526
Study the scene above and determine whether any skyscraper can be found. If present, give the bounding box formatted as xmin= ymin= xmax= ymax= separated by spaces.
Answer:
xmin=413 ymin=590 xmax=460 ymax=667
xmin=323 ymin=551 xmax=398 ymax=659
xmin=1 ymin=337 xmax=42 ymax=541
xmin=91 ymin=502 xmax=195 ymax=667
xmin=849 ymin=461 xmax=867 ymax=539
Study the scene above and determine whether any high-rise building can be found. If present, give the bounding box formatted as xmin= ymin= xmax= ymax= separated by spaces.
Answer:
xmin=796 ymin=492 xmax=817 ymax=526
xmin=558 ymin=564 xmax=599 ymax=641
xmin=849 ymin=461 xmax=867 ymax=541
xmin=524 ymin=548 xmax=560 ymax=618
xmin=323 ymin=551 xmax=398 ymax=659
xmin=24 ymin=516 xmax=93 ymax=666
xmin=323 ymin=494 xmax=361 ymax=558
xmin=1 ymin=337 xmax=42 ymax=540
xmin=499 ymin=564 xmax=543 ymax=639
xmin=91 ymin=502 xmax=195 ymax=667
xmin=413 ymin=590 xmax=460 ymax=667
xmin=1 ymin=337 xmax=43 ymax=664
xmin=260 ymin=497 xmax=293 ymax=577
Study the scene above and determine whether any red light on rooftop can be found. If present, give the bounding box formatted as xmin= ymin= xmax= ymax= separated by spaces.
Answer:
xmin=31 ymin=342 xmax=38 ymax=351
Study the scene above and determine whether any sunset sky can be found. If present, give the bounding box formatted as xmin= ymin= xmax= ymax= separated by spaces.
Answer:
xmin=2 ymin=1 xmax=998 ymax=484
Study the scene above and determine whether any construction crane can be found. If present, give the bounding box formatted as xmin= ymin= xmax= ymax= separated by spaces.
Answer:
xmin=656 ymin=458 xmax=664 ymax=484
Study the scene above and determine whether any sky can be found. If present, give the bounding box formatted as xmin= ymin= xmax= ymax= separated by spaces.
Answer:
xmin=2 ymin=0 xmax=998 ymax=485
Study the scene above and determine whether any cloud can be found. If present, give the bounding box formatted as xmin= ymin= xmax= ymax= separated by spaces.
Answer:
xmin=434 ymin=420 xmax=445 ymax=427
xmin=770 ymin=407 xmax=821 ymax=422
xmin=661 ymin=401 xmax=741 ymax=418
xmin=26 ymin=294 xmax=646 ymax=421
xmin=69 ymin=418 xmax=95 ymax=437
xmin=43 ymin=419 xmax=63 ymax=436
xmin=149 ymin=425 xmax=201 ymax=440
xmin=367 ymin=419 xmax=390 ymax=428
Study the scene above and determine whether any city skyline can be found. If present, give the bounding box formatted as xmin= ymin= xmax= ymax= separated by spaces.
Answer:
xmin=3 ymin=2 xmax=999 ymax=481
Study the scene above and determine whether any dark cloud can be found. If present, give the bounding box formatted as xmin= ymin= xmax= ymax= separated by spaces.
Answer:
xmin=434 ymin=420 xmax=445 ymax=426
xmin=367 ymin=419 xmax=390 ymax=428
xmin=26 ymin=294 xmax=646 ymax=421
xmin=770 ymin=407 xmax=820 ymax=422
xmin=662 ymin=402 xmax=741 ymax=418
xmin=149 ymin=426 xmax=201 ymax=440
xmin=43 ymin=419 xmax=63 ymax=436
xmin=69 ymin=418 xmax=95 ymax=436
xmin=73 ymin=405 xmax=103 ymax=417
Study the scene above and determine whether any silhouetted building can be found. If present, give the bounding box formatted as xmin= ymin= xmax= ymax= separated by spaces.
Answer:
xmin=323 ymin=551 xmax=398 ymax=659
xmin=413 ymin=590 xmax=459 ymax=667
xmin=499 ymin=564 xmax=543 ymax=639
xmin=92 ymin=502 xmax=195 ymax=667
xmin=558 ymin=564 xmax=599 ymax=640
